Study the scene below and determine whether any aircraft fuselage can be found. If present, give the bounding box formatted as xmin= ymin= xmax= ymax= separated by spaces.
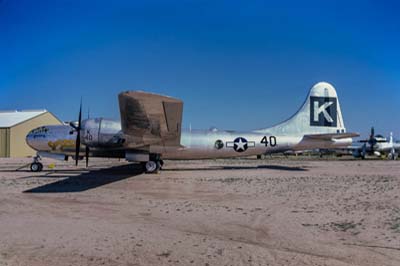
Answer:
xmin=25 ymin=82 xmax=358 ymax=172
xmin=26 ymin=123 xmax=351 ymax=160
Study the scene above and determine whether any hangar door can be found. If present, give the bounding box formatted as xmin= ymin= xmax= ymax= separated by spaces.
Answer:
xmin=0 ymin=128 xmax=10 ymax=157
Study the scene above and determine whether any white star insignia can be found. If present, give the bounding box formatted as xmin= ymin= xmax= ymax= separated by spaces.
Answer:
xmin=235 ymin=138 xmax=247 ymax=151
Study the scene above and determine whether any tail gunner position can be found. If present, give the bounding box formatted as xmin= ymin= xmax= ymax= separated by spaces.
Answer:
xmin=26 ymin=82 xmax=358 ymax=173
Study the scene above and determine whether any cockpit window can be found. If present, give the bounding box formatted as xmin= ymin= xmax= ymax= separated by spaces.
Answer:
xmin=100 ymin=119 xmax=122 ymax=134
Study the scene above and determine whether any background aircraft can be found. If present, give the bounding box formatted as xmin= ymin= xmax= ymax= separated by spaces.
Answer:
xmin=350 ymin=127 xmax=399 ymax=160
xmin=26 ymin=82 xmax=358 ymax=173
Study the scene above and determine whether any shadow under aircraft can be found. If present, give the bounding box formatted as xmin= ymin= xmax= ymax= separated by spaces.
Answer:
xmin=23 ymin=163 xmax=144 ymax=193
xmin=163 ymin=164 xmax=308 ymax=172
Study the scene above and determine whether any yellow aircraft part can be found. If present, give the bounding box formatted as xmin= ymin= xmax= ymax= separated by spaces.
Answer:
xmin=48 ymin=140 xmax=76 ymax=151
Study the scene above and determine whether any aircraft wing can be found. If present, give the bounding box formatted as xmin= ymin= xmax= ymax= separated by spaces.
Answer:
xmin=359 ymin=140 xmax=387 ymax=143
xmin=118 ymin=91 xmax=183 ymax=148
xmin=303 ymin=132 xmax=359 ymax=141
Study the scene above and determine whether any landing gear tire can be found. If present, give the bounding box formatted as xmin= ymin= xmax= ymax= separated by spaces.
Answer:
xmin=144 ymin=161 xmax=160 ymax=174
xmin=158 ymin=160 xmax=164 ymax=170
xmin=30 ymin=162 xmax=43 ymax=172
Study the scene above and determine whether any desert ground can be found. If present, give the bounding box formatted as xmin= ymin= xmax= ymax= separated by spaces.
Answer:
xmin=0 ymin=157 xmax=399 ymax=266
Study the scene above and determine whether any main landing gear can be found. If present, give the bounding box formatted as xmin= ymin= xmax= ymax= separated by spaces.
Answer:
xmin=141 ymin=155 xmax=164 ymax=174
xmin=30 ymin=155 xmax=43 ymax=172
xmin=388 ymin=151 xmax=398 ymax=161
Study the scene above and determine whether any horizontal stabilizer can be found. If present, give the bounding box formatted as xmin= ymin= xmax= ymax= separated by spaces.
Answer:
xmin=303 ymin=132 xmax=359 ymax=141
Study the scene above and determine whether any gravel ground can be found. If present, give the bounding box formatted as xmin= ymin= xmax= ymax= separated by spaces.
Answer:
xmin=0 ymin=157 xmax=399 ymax=266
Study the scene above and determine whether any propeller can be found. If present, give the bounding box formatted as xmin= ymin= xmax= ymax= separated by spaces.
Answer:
xmin=369 ymin=127 xmax=377 ymax=153
xmin=85 ymin=145 xmax=89 ymax=168
xmin=75 ymin=100 xmax=82 ymax=166
xmin=69 ymin=99 xmax=90 ymax=168
xmin=85 ymin=106 xmax=90 ymax=167
xmin=370 ymin=127 xmax=375 ymax=139
xmin=358 ymin=127 xmax=378 ymax=155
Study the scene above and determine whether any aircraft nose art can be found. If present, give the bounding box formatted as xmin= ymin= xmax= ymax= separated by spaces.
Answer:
xmin=26 ymin=126 xmax=50 ymax=151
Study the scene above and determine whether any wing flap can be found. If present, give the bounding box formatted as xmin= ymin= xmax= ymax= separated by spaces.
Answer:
xmin=162 ymin=101 xmax=182 ymax=135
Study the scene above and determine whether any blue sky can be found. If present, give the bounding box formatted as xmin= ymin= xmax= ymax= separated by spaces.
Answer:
xmin=1 ymin=0 xmax=399 ymax=138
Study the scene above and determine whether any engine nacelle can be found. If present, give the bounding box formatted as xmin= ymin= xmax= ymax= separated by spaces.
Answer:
xmin=81 ymin=118 xmax=124 ymax=147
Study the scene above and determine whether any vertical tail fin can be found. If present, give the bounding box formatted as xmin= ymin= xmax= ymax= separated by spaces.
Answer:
xmin=255 ymin=82 xmax=346 ymax=135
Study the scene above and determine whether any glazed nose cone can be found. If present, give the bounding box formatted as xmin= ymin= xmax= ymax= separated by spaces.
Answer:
xmin=26 ymin=127 xmax=47 ymax=150
xmin=26 ymin=130 xmax=35 ymax=149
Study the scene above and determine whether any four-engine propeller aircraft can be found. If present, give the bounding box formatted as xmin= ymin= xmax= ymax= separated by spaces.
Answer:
xmin=26 ymin=82 xmax=358 ymax=173
xmin=350 ymin=127 xmax=399 ymax=160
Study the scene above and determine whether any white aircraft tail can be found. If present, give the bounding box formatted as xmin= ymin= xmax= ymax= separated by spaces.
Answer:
xmin=255 ymin=82 xmax=346 ymax=135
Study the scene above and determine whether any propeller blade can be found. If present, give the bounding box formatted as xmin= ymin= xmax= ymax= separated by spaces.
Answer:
xmin=78 ymin=99 xmax=82 ymax=130
xmin=85 ymin=146 xmax=89 ymax=168
xmin=75 ymin=130 xmax=80 ymax=166
xmin=370 ymin=141 xmax=375 ymax=154
xmin=367 ymin=127 xmax=377 ymax=152
xmin=75 ymin=99 xmax=83 ymax=166
xmin=361 ymin=143 xmax=367 ymax=158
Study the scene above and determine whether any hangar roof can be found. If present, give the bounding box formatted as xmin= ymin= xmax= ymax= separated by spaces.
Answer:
xmin=0 ymin=110 xmax=48 ymax=127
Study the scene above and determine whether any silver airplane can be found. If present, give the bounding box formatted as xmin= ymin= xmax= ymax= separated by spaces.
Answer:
xmin=350 ymin=127 xmax=400 ymax=160
xmin=26 ymin=82 xmax=358 ymax=173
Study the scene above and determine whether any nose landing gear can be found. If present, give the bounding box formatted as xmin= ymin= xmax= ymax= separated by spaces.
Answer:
xmin=30 ymin=155 xmax=43 ymax=172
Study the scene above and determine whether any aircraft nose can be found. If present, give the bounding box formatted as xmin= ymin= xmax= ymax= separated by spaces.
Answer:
xmin=26 ymin=127 xmax=48 ymax=150
xmin=26 ymin=130 xmax=36 ymax=149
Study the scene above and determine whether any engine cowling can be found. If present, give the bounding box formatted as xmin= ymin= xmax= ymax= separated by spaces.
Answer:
xmin=81 ymin=118 xmax=124 ymax=147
